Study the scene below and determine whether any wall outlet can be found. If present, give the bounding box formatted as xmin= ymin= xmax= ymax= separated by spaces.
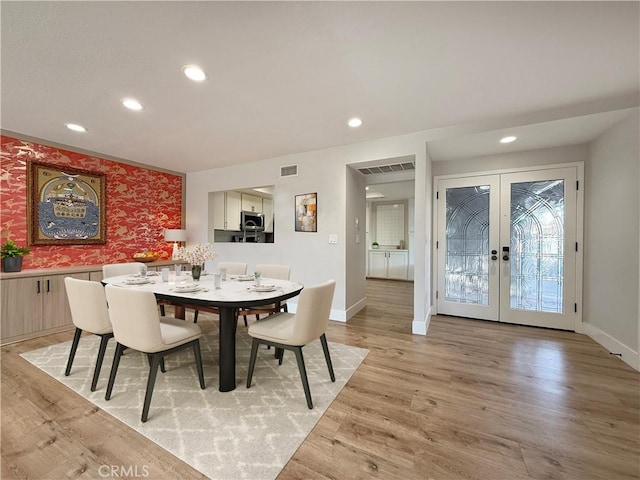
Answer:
xmin=328 ymin=234 xmax=338 ymax=244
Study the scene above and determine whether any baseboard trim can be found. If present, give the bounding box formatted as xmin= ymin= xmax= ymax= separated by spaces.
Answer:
xmin=345 ymin=297 xmax=367 ymax=321
xmin=286 ymin=301 xmax=348 ymax=323
xmin=412 ymin=307 xmax=431 ymax=335
xmin=584 ymin=323 xmax=639 ymax=371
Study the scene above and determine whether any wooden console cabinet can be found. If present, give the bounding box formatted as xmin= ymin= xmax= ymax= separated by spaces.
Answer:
xmin=0 ymin=260 xmax=179 ymax=345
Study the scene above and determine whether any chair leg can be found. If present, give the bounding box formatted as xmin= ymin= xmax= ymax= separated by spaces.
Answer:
xmin=142 ymin=354 xmax=162 ymax=422
xmin=246 ymin=338 xmax=260 ymax=388
xmin=293 ymin=347 xmax=313 ymax=409
xmin=64 ymin=328 xmax=83 ymax=376
xmin=193 ymin=340 xmax=206 ymax=389
xmin=275 ymin=347 xmax=284 ymax=365
xmin=194 ymin=310 xmax=199 ymax=323
xmin=160 ymin=305 xmax=166 ymax=316
xmin=320 ymin=334 xmax=335 ymax=382
xmin=105 ymin=342 xmax=125 ymax=400
xmin=90 ymin=333 xmax=112 ymax=391
xmin=148 ymin=354 xmax=166 ymax=373
xmin=243 ymin=315 xmax=248 ymax=327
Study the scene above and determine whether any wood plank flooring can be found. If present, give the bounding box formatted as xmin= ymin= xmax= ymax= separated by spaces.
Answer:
xmin=2 ymin=278 xmax=639 ymax=479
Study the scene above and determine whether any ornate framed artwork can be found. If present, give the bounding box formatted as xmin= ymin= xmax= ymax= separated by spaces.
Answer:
xmin=27 ymin=161 xmax=106 ymax=245
xmin=295 ymin=192 xmax=317 ymax=232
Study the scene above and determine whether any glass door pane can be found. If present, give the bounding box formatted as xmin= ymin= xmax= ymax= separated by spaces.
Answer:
xmin=445 ymin=185 xmax=490 ymax=305
xmin=509 ymin=180 xmax=565 ymax=313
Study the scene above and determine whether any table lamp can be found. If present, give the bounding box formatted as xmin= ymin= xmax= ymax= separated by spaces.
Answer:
xmin=164 ymin=229 xmax=187 ymax=260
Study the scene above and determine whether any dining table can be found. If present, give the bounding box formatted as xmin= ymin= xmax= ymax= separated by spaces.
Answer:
xmin=102 ymin=272 xmax=303 ymax=392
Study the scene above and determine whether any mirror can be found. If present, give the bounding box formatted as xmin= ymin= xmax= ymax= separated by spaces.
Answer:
xmin=208 ymin=186 xmax=275 ymax=243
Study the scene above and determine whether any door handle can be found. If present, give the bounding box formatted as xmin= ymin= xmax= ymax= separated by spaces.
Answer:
xmin=491 ymin=249 xmax=498 ymax=261
xmin=502 ymin=246 xmax=510 ymax=261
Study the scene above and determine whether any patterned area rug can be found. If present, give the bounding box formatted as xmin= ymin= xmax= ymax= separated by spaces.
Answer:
xmin=21 ymin=316 xmax=368 ymax=480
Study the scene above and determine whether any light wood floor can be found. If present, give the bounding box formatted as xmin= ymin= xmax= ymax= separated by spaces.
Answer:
xmin=2 ymin=279 xmax=639 ymax=479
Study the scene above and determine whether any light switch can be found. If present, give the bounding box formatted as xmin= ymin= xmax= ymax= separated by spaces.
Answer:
xmin=328 ymin=234 xmax=338 ymax=244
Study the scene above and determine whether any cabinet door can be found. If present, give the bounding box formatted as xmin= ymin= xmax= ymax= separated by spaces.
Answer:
xmin=1 ymin=277 xmax=43 ymax=340
xmin=226 ymin=191 xmax=241 ymax=230
xmin=387 ymin=251 xmax=408 ymax=280
xmin=210 ymin=191 xmax=226 ymax=230
xmin=42 ymin=273 xmax=90 ymax=330
xmin=241 ymin=193 xmax=262 ymax=212
xmin=368 ymin=251 xmax=387 ymax=277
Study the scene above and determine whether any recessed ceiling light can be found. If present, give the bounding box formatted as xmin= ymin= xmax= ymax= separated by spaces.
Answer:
xmin=121 ymin=98 xmax=144 ymax=111
xmin=500 ymin=136 xmax=517 ymax=143
xmin=348 ymin=117 xmax=363 ymax=128
xmin=183 ymin=65 xmax=207 ymax=82
xmin=66 ymin=123 xmax=87 ymax=132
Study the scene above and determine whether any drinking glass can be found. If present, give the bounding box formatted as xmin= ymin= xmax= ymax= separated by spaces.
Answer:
xmin=254 ymin=271 xmax=261 ymax=286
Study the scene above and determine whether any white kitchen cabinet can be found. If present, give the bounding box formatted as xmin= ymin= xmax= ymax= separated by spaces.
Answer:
xmin=211 ymin=191 xmax=242 ymax=231
xmin=241 ymin=193 xmax=262 ymax=213
xmin=367 ymin=250 xmax=408 ymax=280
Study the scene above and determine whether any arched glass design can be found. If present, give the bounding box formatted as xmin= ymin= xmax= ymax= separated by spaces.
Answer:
xmin=445 ymin=185 xmax=490 ymax=305
xmin=510 ymin=180 xmax=564 ymax=313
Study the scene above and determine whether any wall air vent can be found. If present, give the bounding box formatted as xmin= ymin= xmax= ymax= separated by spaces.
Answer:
xmin=280 ymin=164 xmax=298 ymax=177
xmin=358 ymin=162 xmax=415 ymax=175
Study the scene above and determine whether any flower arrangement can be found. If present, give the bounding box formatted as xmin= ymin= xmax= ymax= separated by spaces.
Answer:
xmin=175 ymin=242 xmax=216 ymax=266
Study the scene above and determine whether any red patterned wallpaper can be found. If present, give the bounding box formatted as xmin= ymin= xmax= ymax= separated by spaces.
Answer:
xmin=0 ymin=136 xmax=183 ymax=269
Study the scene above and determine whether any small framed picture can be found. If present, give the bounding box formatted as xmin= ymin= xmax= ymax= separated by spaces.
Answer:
xmin=27 ymin=161 xmax=106 ymax=245
xmin=294 ymin=192 xmax=317 ymax=232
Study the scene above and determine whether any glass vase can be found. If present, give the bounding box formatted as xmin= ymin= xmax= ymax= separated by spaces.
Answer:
xmin=191 ymin=264 xmax=203 ymax=281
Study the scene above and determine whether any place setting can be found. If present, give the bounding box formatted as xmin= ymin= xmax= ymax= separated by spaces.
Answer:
xmin=119 ymin=276 xmax=156 ymax=286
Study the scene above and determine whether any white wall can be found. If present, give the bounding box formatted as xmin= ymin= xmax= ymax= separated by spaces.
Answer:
xmin=432 ymin=143 xmax=589 ymax=177
xmin=585 ymin=109 xmax=640 ymax=368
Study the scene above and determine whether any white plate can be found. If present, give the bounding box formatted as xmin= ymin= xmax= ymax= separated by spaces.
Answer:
xmin=250 ymin=285 xmax=277 ymax=292
xmin=174 ymin=284 xmax=202 ymax=293
xmin=124 ymin=278 xmax=153 ymax=285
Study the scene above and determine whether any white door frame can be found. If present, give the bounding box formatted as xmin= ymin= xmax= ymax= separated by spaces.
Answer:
xmin=433 ymin=162 xmax=584 ymax=333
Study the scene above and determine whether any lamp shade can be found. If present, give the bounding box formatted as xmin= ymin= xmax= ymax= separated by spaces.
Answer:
xmin=164 ymin=229 xmax=187 ymax=242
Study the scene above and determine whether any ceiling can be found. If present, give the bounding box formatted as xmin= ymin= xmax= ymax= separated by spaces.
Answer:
xmin=2 ymin=2 xmax=638 ymax=173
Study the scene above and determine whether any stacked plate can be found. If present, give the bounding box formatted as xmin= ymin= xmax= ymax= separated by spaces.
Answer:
xmin=174 ymin=283 xmax=202 ymax=293
xmin=250 ymin=284 xmax=277 ymax=292
xmin=124 ymin=277 xmax=153 ymax=285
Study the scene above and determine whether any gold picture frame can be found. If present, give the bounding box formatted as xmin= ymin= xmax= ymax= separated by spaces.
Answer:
xmin=295 ymin=192 xmax=317 ymax=232
xmin=27 ymin=161 xmax=106 ymax=245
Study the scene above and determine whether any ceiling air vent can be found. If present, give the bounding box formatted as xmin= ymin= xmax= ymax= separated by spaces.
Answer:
xmin=280 ymin=164 xmax=298 ymax=177
xmin=358 ymin=161 xmax=415 ymax=175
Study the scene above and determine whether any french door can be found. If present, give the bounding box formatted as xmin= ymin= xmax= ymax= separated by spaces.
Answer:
xmin=436 ymin=166 xmax=580 ymax=330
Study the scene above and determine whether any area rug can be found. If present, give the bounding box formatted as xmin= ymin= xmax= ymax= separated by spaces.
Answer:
xmin=20 ymin=316 xmax=368 ymax=480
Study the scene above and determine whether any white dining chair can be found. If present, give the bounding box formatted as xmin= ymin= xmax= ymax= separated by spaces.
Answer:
xmin=217 ymin=261 xmax=247 ymax=276
xmin=238 ymin=263 xmax=291 ymax=326
xmin=102 ymin=262 xmax=145 ymax=278
xmin=64 ymin=277 xmax=114 ymax=391
xmin=104 ymin=284 xmax=206 ymax=422
xmin=246 ymin=280 xmax=336 ymax=409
